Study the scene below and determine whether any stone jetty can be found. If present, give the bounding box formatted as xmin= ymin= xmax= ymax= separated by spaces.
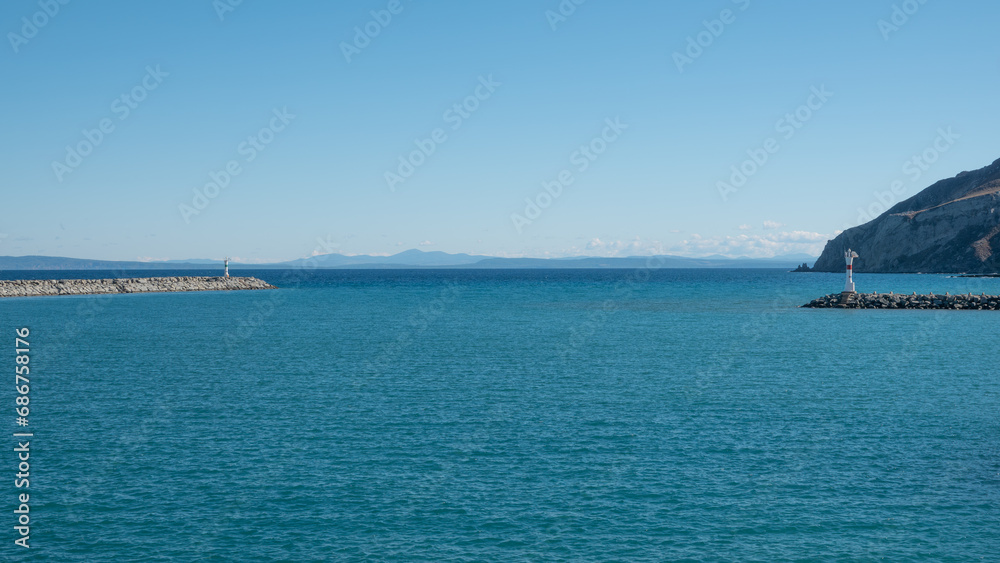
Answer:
xmin=803 ymin=291 xmax=1000 ymax=310
xmin=0 ymin=276 xmax=275 ymax=298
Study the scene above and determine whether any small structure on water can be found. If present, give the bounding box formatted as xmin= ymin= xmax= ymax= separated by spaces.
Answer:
xmin=224 ymin=257 xmax=230 ymax=278
xmin=843 ymin=249 xmax=858 ymax=295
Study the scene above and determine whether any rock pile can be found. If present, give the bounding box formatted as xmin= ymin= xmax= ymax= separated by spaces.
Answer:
xmin=803 ymin=291 xmax=1000 ymax=310
xmin=0 ymin=276 xmax=276 ymax=298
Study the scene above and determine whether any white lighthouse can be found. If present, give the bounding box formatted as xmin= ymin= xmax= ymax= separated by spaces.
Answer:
xmin=224 ymin=257 xmax=230 ymax=278
xmin=844 ymin=249 xmax=859 ymax=293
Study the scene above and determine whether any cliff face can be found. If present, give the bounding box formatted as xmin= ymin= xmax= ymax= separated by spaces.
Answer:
xmin=813 ymin=157 xmax=1000 ymax=273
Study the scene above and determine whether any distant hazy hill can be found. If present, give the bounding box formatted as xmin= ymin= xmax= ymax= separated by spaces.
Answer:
xmin=453 ymin=255 xmax=814 ymax=269
xmin=282 ymin=249 xmax=487 ymax=268
xmin=0 ymin=251 xmax=815 ymax=271
xmin=813 ymin=157 xmax=1000 ymax=273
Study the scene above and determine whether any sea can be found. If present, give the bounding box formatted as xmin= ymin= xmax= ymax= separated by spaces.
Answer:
xmin=2 ymin=268 xmax=999 ymax=561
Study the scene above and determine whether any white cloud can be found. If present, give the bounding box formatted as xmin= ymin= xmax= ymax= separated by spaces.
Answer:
xmin=762 ymin=220 xmax=784 ymax=230
xmin=230 ymin=256 xmax=276 ymax=264
xmin=563 ymin=237 xmax=666 ymax=257
xmin=669 ymin=231 xmax=831 ymax=258
xmin=418 ymin=240 xmax=433 ymax=246
xmin=768 ymin=230 xmax=828 ymax=243
xmin=737 ymin=224 xmax=752 ymax=231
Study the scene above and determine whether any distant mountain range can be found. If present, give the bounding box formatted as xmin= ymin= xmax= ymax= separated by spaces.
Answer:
xmin=0 ymin=251 xmax=817 ymax=271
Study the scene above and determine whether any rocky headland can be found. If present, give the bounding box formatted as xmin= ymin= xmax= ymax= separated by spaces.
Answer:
xmin=0 ymin=276 xmax=275 ymax=298
xmin=810 ymin=157 xmax=1000 ymax=273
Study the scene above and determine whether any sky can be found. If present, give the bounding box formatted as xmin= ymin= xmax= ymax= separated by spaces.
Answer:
xmin=3 ymin=0 xmax=999 ymax=262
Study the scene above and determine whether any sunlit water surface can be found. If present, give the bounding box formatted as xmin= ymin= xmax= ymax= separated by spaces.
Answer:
xmin=2 ymin=269 xmax=999 ymax=560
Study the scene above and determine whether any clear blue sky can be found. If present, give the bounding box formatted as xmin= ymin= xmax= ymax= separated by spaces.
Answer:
xmin=3 ymin=0 xmax=999 ymax=262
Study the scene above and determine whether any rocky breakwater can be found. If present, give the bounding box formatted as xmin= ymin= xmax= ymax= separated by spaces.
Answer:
xmin=0 ymin=276 xmax=276 ymax=298
xmin=803 ymin=291 xmax=1000 ymax=310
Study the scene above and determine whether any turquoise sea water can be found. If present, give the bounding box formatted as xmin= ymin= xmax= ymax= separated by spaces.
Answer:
xmin=2 ymin=268 xmax=999 ymax=561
